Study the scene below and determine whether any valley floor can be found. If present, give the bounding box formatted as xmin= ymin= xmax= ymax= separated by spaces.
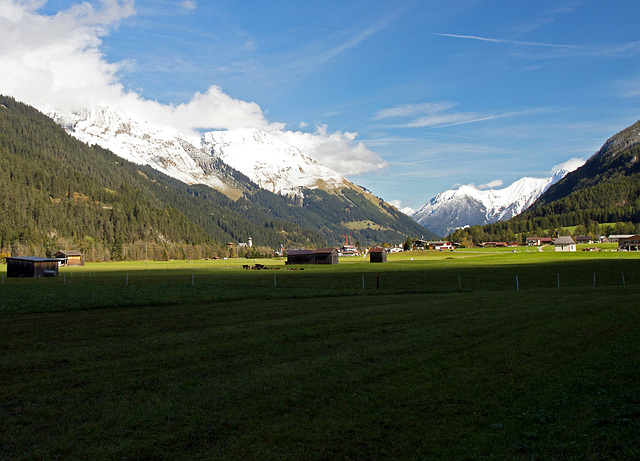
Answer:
xmin=1 ymin=251 xmax=639 ymax=459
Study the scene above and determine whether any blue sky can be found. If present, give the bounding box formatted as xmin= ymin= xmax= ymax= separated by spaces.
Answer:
xmin=3 ymin=1 xmax=640 ymax=209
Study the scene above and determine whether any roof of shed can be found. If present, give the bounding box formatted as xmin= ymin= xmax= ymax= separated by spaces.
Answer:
xmin=554 ymin=236 xmax=575 ymax=245
xmin=6 ymin=256 xmax=60 ymax=262
xmin=313 ymin=248 xmax=338 ymax=254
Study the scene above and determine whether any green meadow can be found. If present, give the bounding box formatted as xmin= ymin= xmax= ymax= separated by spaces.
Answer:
xmin=1 ymin=249 xmax=639 ymax=459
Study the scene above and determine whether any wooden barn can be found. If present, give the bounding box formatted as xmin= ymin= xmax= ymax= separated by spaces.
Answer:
xmin=54 ymin=250 xmax=84 ymax=266
xmin=313 ymin=248 xmax=339 ymax=265
xmin=369 ymin=247 xmax=387 ymax=263
xmin=285 ymin=249 xmax=315 ymax=265
xmin=6 ymin=257 xmax=59 ymax=278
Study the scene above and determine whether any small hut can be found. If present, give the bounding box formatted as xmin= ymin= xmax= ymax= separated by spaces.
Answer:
xmin=369 ymin=247 xmax=387 ymax=263
xmin=313 ymin=248 xmax=339 ymax=265
xmin=54 ymin=250 xmax=84 ymax=266
xmin=6 ymin=257 xmax=59 ymax=278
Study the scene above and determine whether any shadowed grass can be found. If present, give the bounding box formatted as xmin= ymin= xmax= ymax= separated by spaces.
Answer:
xmin=1 ymin=252 xmax=639 ymax=459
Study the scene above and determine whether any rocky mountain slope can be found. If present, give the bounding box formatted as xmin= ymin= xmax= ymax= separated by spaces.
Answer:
xmin=46 ymin=101 xmax=435 ymax=244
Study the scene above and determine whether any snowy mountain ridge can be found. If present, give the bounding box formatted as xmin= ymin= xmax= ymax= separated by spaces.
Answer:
xmin=51 ymin=105 xmax=350 ymax=200
xmin=411 ymin=159 xmax=585 ymax=237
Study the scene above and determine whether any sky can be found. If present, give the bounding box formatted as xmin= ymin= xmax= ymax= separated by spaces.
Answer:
xmin=1 ymin=0 xmax=640 ymax=210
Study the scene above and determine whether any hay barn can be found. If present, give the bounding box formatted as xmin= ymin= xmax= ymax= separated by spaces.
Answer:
xmin=54 ymin=250 xmax=84 ymax=266
xmin=6 ymin=257 xmax=59 ymax=278
xmin=313 ymin=248 xmax=339 ymax=265
xmin=369 ymin=247 xmax=387 ymax=263
xmin=285 ymin=249 xmax=315 ymax=265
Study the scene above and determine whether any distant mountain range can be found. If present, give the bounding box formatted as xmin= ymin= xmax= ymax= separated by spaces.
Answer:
xmin=447 ymin=119 xmax=640 ymax=244
xmin=407 ymin=160 xmax=585 ymax=237
xmin=52 ymin=106 xmax=350 ymax=201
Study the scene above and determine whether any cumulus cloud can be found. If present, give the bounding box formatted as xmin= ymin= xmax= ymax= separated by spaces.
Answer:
xmin=0 ymin=0 xmax=385 ymax=176
xmin=274 ymin=125 xmax=388 ymax=176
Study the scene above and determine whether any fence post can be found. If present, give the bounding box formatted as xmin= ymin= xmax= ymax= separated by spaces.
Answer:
xmin=557 ymin=273 xmax=560 ymax=289
xmin=274 ymin=274 xmax=277 ymax=288
xmin=516 ymin=275 xmax=519 ymax=291
xmin=362 ymin=274 xmax=365 ymax=290
xmin=622 ymin=272 xmax=626 ymax=286
xmin=593 ymin=272 xmax=596 ymax=287
xmin=458 ymin=274 xmax=461 ymax=290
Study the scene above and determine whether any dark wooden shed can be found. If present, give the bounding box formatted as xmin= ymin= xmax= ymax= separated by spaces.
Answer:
xmin=369 ymin=247 xmax=387 ymax=263
xmin=6 ymin=257 xmax=59 ymax=278
xmin=285 ymin=249 xmax=315 ymax=265
xmin=313 ymin=248 xmax=339 ymax=265
xmin=54 ymin=250 xmax=84 ymax=266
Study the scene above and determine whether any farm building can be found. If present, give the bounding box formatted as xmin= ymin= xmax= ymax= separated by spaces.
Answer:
xmin=6 ymin=257 xmax=59 ymax=278
xmin=285 ymin=249 xmax=315 ymax=265
xmin=285 ymin=248 xmax=339 ymax=265
xmin=54 ymin=250 xmax=84 ymax=266
xmin=369 ymin=247 xmax=387 ymax=263
xmin=554 ymin=236 xmax=576 ymax=252
xmin=617 ymin=235 xmax=640 ymax=251
xmin=608 ymin=234 xmax=635 ymax=242
xmin=313 ymin=248 xmax=339 ymax=265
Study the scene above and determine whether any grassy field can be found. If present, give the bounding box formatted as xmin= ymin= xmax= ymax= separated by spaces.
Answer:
xmin=1 ymin=250 xmax=639 ymax=459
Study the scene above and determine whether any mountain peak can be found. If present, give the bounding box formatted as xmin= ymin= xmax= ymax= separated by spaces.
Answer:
xmin=411 ymin=162 xmax=584 ymax=237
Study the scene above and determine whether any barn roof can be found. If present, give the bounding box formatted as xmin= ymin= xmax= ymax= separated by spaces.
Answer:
xmin=313 ymin=248 xmax=338 ymax=254
xmin=6 ymin=256 xmax=60 ymax=262
xmin=286 ymin=249 xmax=314 ymax=256
xmin=55 ymin=250 xmax=83 ymax=256
xmin=369 ymin=247 xmax=386 ymax=253
xmin=554 ymin=236 xmax=575 ymax=245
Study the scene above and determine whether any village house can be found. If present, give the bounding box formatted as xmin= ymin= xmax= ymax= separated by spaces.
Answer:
xmin=607 ymin=234 xmax=635 ymax=242
xmin=617 ymin=235 xmax=640 ymax=251
xmin=527 ymin=236 xmax=554 ymax=246
xmin=575 ymin=236 xmax=594 ymax=244
xmin=554 ymin=236 xmax=576 ymax=252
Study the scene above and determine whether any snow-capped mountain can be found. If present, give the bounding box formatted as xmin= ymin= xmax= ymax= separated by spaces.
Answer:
xmin=412 ymin=160 xmax=585 ymax=237
xmin=51 ymin=105 xmax=349 ymax=199
xmin=200 ymin=129 xmax=349 ymax=197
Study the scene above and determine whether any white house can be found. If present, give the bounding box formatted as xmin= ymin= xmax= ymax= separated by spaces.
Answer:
xmin=554 ymin=236 xmax=576 ymax=252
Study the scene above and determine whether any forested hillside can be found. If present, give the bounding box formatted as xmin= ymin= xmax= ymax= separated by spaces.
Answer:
xmin=0 ymin=96 xmax=326 ymax=260
xmin=0 ymin=96 xmax=429 ymax=261
xmin=448 ymin=120 xmax=640 ymax=245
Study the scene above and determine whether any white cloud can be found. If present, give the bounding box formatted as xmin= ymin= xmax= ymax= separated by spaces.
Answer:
xmin=274 ymin=125 xmax=388 ymax=176
xmin=374 ymin=102 xmax=456 ymax=120
xmin=0 ymin=0 xmax=386 ymax=175
xmin=477 ymin=179 xmax=503 ymax=190
xmin=551 ymin=157 xmax=585 ymax=175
